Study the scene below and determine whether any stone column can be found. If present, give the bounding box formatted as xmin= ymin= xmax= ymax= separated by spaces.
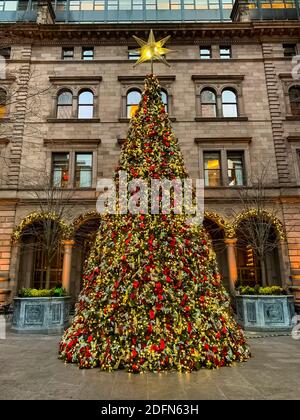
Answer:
xmin=62 ymin=240 xmax=75 ymax=294
xmin=224 ymin=238 xmax=238 ymax=295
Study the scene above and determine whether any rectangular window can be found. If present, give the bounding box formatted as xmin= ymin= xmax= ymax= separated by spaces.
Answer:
xmin=0 ymin=47 xmax=11 ymax=59
xmin=62 ymin=47 xmax=74 ymax=60
xmin=82 ymin=47 xmax=94 ymax=60
xmin=128 ymin=47 xmax=140 ymax=60
xmin=204 ymin=151 xmax=221 ymax=187
xmin=200 ymin=46 xmax=211 ymax=59
xmin=75 ymin=153 xmax=93 ymax=188
xmin=220 ymin=45 xmax=231 ymax=59
xmin=283 ymin=43 xmax=297 ymax=57
xmin=227 ymin=151 xmax=245 ymax=186
xmin=52 ymin=153 xmax=69 ymax=188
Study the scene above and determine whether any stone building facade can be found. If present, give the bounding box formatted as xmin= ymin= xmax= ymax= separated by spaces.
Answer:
xmin=0 ymin=0 xmax=300 ymax=308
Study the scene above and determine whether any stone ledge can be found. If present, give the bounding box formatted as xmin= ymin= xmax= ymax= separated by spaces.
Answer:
xmin=46 ymin=118 xmax=101 ymax=123
xmin=195 ymin=117 xmax=248 ymax=122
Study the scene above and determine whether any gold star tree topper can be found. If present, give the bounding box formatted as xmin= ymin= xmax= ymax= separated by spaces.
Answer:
xmin=132 ymin=30 xmax=174 ymax=72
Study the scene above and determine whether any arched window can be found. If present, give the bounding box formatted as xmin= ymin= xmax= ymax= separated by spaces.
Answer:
xmin=161 ymin=89 xmax=168 ymax=113
xmin=222 ymin=89 xmax=238 ymax=117
xmin=0 ymin=89 xmax=7 ymax=118
xmin=57 ymin=90 xmax=73 ymax=119
xmin=289 ymin=86 xmax=300 ymax=116
xmin=78 ymin=90 xmax=94 ymax=119
xmin=127 ymin=89 xmax=141 ymax=118
xmin=201 ymin=88 xmax=217 ymax=117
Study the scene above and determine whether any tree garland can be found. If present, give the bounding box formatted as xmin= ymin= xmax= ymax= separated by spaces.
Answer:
xmin=11 ymin=211 xmax=73 ymax=243
xmin=72 ymin=211 xmax=102 ymax=231
xmin=233 ymin=210 xmax=286 ymax=241
xmin=204 ymin=211 xmax=235 ymax=239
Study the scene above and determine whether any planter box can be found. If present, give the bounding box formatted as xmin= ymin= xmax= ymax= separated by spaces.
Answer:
xmin=236 ymin=295 xmax=295 ymax=332
xmin=11 ymin=296 xmax=70 ymax=334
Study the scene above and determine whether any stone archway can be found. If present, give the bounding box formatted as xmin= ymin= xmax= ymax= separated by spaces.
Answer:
xmin=203 ymin=217 xmax=230 ymax=292
xmin=69 ymin=213 xmax=101 ymax=303
xmin=234 ymin=212 xmax=283 ymax=287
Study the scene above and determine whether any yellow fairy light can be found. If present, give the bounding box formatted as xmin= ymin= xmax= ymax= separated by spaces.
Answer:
xmin=133 ymin=29 xmax=174 ymax=71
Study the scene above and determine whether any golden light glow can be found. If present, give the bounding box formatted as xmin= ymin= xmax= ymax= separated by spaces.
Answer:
xmin=133 ymin=29 xmax=174 ymax=68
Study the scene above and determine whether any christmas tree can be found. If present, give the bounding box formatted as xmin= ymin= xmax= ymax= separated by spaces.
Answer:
xmin=59 ymin=74 xmax=250 ymax=372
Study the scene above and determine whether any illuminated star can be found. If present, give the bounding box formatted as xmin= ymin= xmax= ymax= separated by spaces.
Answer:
xmin=132 ymin=29 xmax=174 ymax=69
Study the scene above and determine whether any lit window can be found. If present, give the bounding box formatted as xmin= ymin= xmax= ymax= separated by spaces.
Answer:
xmin=204 ymin=152 xmax=221 ymax=187
xmin=78 ymin=90 xmax=94 ymax=119
xmin=0 ymin=89 xmax=7 ymax=118
xmin=161 ymin=89 xmax=168 ymax=113
xmin=222 ymin=89 xmax=238 ymax=117
xmin=52 ymin=153 xmax=69 ymax=188
xmin=75 ymin=153 xmax=93 ymax=188
xmin=227 ymin=151 xmax=245 ymax=186
xmin=57 ymin=90 xmax=73 ymax=119
xmin=200 ymin=46 xmax=211 ymax=59
xmin=220 ymin=45 xmax=231 ymax=59
xmin=128 ymin=47 xmax=140 ymax=60
xmin=283 ymin=43 xmax=297 ymax=57
xmin=62 ymin=47 xmax=74 ymax=60
xmin=289 ymin=86 xmax=300 ymax=116
xmin=127 ymin=89 xmax=141 ymax=118
xmin=201 ymin=89 xmax=217 ymax=117
xmin=82 ymin=47 xmax=94 ymax=60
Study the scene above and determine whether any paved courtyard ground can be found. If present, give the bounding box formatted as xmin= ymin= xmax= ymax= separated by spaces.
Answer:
xmin=0 ymin=333 xmax=299 ymax=400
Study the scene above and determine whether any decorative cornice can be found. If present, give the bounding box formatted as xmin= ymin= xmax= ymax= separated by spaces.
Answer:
xmin=1 ymin=21 xmax=300 ymax=45
xmin=192 ymin=75 xmax=245 ymax=81
xmin=49 ymin=76 xmax=102 ymax=83
xmin=195 ymin=137 xmax=252 ymax=144
xmin=46 ymin=118 xmax=101 ymax=123
xmin=118 ymin=76 xmax=176 ymax=82
xmin=195 ymin=117 xmax=248 ymax=122
xmin=43 ymin=138 xmax=101 ymax=145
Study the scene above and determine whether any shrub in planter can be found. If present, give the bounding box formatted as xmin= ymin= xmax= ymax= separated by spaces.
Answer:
xmin=12 ymin=287 xmax=70 ymax=334
xmin=236 ymin=285 xmax=295 ymax=332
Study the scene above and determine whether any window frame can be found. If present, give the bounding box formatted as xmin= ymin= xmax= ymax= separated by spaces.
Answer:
xmin=200 ymin=46 xmax=212 ymax=60
xmin=56 ymin=89 xmax=73 ymax=119
xmin=62 ymin=47 xmax=74 ymax=60
xmin=50 ymin=149 xmax=97 ymax=189
xmin=288 ymin=85 xmax=300 ymax=116
xmin=221 ymin=88 xmax=239 ymax=118
xmin=203 ymin=150 xmax=222 ymax=187
xmin=219 ymin=45 xmax=232 ymax=59
xmin=197 ymin=142 xmax=250 ymax=188
xmin=200 ymin=88 xmax=217 ymax=117
xmin=74 ymin=152 xmax=93 ymax=189
xmin=77 ymin=89 xmax=94 ymax=119
xmin=51 ymin=152 xmax=70 ymax=189
xmin=283 ymin=43 xmax=297 ymax=57
xmin=82 ymin=46 xmax=94 ymax=60
xmin=226 ymin=150 xmax=246 ymax=187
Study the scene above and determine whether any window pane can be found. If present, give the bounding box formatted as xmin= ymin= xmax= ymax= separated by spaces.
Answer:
xmin=227 ymin=152 xmax=245 ymax=186
xmin=4 ymin=1 xmax=17 ymax=10
xmin=161 ymin=90 xmax=168 ymax=112
xmin=52 ymin=153 xmax=69 ymax=188
xmin=0 ymin=89 xmax=6 ymax=118
xmin=127 ymin=90 xmax=141 ymax=118
xmin=79 ymin=91 xmax=93 ymax=105
xmin=82 ymin=47 xmax=94 ymax=60
xmin=201 ymin=90 xmax=216 ymax=117
xmin=204 ymin=152 xmax=221 ymax=187
xmin=283 ymin=43 xmax=297 ymax=57
xmin=201 ymin=90 xmax=216 ymax=103
xmin=75 ymin=153 xmax=92 ymax=188
xmin=200 ymin=47 xmax=211 ymax=59
xmin=222 ymin=90 xmax=238 ymax=117
xmin=58 ymin=91 xmax=72 ymax=105
xmin=78 ymin=105 xmax=93 ymax=118
xmin=220 ymin=46 xmax=231 ymax=59
xmin=289 ymin=87 xmax=300 ymax=115
xmin=62 ymin=47 xmax=74 ymax=60
xmin=128 ymin=47 xmax=140 ymax=60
